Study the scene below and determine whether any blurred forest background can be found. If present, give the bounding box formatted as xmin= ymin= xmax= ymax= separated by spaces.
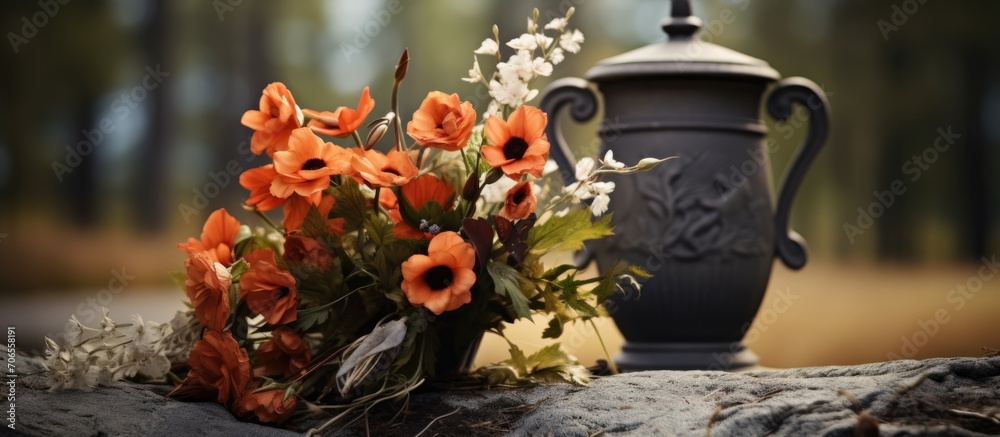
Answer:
xmin=0 ymin=0 xmax=998 ymax=368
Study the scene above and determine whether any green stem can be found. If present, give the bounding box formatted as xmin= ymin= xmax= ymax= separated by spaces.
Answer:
xmin=352 ymin=131 xmax=364 ymax=148
xmin=391 ymin=81 xmax=406 ymax=152
xmin=589 ymin=318 xmax=618 ymax=375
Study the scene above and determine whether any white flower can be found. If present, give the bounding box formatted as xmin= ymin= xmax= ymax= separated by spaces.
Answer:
xmin=535 ymin=33 xmax=554 ymax=51
xmin=543 ymin=159 xmax=559 ymax=176
xmin=590 ymin=181 xmax=616 ymax=196
xmin=603 ymin=150 xmax=625 ymax=169
xmin=462 ymin=56 xmax=483 ymax=83
xmin=497 ymin=50 xmax=535 ymax=81
xmin=527 ymin=17 xmax=538 ymax=33
xmin=474 ymin=38 xmax=499 ymax=55
xmin=591 ymin=194 xmax=611 ymax=216
xmin=549 ymin=47 xmax=565 ymax=65
xmin=489 ymin=78 xmax=537 ymax=107
xmin=559 ymin=29 xmax=585 ymax=54
xmin=532 ymin=58 xmax=553 ymax=77
xmin=575 ymin=157 xmax=595 ymax=181
xmin=507 ymin=33 xmax=538 ymax=51
xmin=545 ymin=17 xmax=568 ymax=31
xmin=483 ymin=100 xmax=502 ymax=121
xmin=556 ymin=207 xmax=571 ymax=217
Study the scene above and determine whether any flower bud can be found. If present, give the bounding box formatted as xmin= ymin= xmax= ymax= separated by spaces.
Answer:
xmin=364 ymin=122 xmax=389 ymax=150
xmin=395 ymin=49 xmax=410 ymax=82
xmin=636 ymin=157 xmax=670 ymax=172
xmin=462 ymin=171 xmax=480 ymax=202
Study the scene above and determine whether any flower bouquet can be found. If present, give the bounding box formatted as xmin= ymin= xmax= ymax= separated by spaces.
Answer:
xmin=38 ymin=7 xmax=668 ymax=432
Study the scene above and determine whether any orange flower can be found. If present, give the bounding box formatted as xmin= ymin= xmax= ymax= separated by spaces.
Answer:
xmin=406 ymin=91 xmax=476 ymax=151
xmin=184 ymin=252 xmax=232 ymax=331
xmin=283 ymin=235 xmax=331 ymax=271
xmin=350 ymin=148 xmax=418 ymax=188
xmin=239 ymin=248 xmax=298 ymax=325
xmin=271 ymin=128 xmax=352 ymax=198
xmin=482 ymin=106 xmax=550 ymax=180
xmin=178 ymin=208 xmax=241 ymax=266
xmin=169 ymin=330 xmax=251 ymax=407
xmin=239 ymin=165 xmax=285 ymax=212
xmin=400 ymin=231 xmax=476 ymax=315
xmin=378 ymin=174 xmax=456 ymax=239
xmin=306 ymin=87 xmax=375 ymax=138
xmin=235 ymin=385 xmax=297 ymax=424
xmin=241 ymin=82 xmax=303 ymax=157
xmin=499 ymin=181 xmax=537 ymax=220
xmin=254 ymin=327 xmax=311 ymax=379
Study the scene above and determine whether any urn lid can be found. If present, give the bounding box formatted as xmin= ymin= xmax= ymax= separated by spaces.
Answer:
xmin=585 ymin=0 xmax=780 ymax=82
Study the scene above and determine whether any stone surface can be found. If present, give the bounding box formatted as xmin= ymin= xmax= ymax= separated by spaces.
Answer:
xmin=10 ymin=356 xmax=1000 ymax=436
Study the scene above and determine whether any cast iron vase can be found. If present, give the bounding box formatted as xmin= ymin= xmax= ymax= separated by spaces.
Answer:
xmin=540 ymin=0 xmax=828 ymax=370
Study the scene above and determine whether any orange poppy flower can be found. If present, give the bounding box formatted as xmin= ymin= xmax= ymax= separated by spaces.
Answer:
xmin=234 ymin=385 xmax=297 ymax=424
xmin=406 ymin=91 xmax=477 ymax=151
xmin=254 ymin=326 xmax=312 ymax=379
xmin=378 ymin=174 xmax=456 ymax=239
xmin=482 ymin=106 xmax=550 ymax=180
xmin=271 ymin=128 xmax=352 ymax=198
xmin=306 ymin=87 xmax=375 ymax=138
xmin=183 ymin=252 xmax=232 ymax=331
xmin=169 ymin=330 xmax=251 ymax=407
xmin=239 ymin=248 xmax=298 ymax=325
xmin=178 ymin=208 xmax=241 ymax=266
xmin=240 ymin=165 xmax=285 ymax=212
xmin=241 ymin=82 xmax=303 ymax=157
xmin=499 ymin=180 xmax=537 ymax=220
xmin=350 ymin=148 xmax=418 ymax=188
xmin=400 ymin=231 xmax=476 ymax=315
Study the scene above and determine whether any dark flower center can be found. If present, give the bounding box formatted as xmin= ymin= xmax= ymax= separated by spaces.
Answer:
xmin=383 ymin=167 xmax=402 ymax=177
xmin=512 ymin=190 xmax=527 ymax=204
xmin=503 ymin=137 xmax=529 ymax=160
xmin=301 ymin=158 xmax=327 ymax=171
xmin=425 ymin=265 xmax=454 ymax=291
xmin=275 ymin=287 xmax=290 ymax=299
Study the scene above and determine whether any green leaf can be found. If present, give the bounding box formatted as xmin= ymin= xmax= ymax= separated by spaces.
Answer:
xmin=527 ymin=210 xmax=613 ymax=256
xmin=556 ymin=277 xmax=599 ymax=318
xmin=228 ymin=259 xmax=250 ymax=283
xmin=540 ymin=264 xmax=576 ymax=281
xmin=487 ymin=262 xmax=532 ymax=321
xmin=332 ymin=178 xmax=368 ymax=232
xmin=542 ymin=318 xmax=563 ymax=339
xmin=474 ymin=342 xmax=590 ymax=386
xmin=298 ymin=206 xmax=329 ymax=239
xmin=591 ymin=261 xmax=630 ymax=306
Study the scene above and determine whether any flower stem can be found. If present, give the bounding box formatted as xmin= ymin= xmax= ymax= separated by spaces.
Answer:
xmin=352 ymin=131 xmax=364 ymax=148
xmin=589 ymin=318 xmax=618 ymax=375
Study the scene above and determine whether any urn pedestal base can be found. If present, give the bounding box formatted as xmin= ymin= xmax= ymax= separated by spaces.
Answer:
xmin=615 ymin=341 xmax=758 ymax=371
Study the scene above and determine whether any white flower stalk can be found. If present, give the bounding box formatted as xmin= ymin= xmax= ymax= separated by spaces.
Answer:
xmin=42 ymin=308 xmax=174 ymax=390
xmin=467 ymin=7 xmax=584 ymax=120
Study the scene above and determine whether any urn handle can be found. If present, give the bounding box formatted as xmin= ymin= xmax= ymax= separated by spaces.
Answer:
xmin=766 ymin=77 xmax=829 ymax=270
xmin=539 ymin=78 xmax=600 ymax=186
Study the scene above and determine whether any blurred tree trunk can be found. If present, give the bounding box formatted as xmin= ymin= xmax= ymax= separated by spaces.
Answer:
xmin=134 ymin=0 xmax=170 ymax=232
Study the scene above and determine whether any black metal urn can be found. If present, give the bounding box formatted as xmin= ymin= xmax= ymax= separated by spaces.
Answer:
xmin=540 ymin=0 xmax=828 ymax=370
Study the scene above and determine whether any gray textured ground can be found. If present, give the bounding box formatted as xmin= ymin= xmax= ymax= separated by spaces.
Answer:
xmin=10 ymin=355 xmax=1000 ymax=436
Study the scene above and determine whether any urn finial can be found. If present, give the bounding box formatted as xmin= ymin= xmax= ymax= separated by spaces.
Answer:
xmin=662 ymin=0 xmax=702 ymax=40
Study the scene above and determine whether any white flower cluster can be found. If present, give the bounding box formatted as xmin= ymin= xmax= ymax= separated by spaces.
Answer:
xmin=464 ymin=8 xmax=585 ymax=120
xmin=42 ymin=309 xmax=188 ymax=390
xmin=562 ymin=150 xmax=622 ymax=217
